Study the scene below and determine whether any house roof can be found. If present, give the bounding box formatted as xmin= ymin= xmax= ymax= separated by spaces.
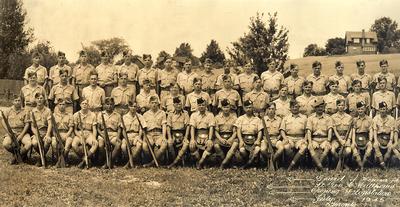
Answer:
xmin=345 ymin=31 xmax=378 ymax=43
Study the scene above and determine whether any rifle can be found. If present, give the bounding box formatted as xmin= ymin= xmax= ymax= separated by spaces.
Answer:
xmin=30 ymin=112 xmax=47 ymax=167
xmin=50 ymin=113 xmax=66 ymax=168
xmin=0 ymin=110 xmax=23 ymax=163
xmin=120 ymin=114 xmax=134 ymax=168
xmin=78 ymin=112 xmax=89 ymax=169
xmin=135 ymin=112 xmax=159 ymax=167
xmin=336 ymin=120 xmax=354 ymax=171
xmin=100 ymin=112 xmax=113 ymax=169
xmin=261 ymin=116 xmax=275 ymax=171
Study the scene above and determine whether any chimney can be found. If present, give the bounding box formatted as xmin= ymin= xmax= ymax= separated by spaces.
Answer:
xmin=361 ymin=29 xmax=365 ymax=46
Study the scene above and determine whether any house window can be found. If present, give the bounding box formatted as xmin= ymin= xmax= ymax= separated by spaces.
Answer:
xmin=365 ymin=38 xmax=370 ymax=44
xmin=353 ymin=38 xmax=360 ymax=43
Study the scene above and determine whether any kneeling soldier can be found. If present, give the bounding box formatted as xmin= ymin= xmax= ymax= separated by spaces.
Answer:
xmin=167 ymin=97 xmax=190 ymax=168
xmin=97 ymin=97 xmax=122 ymax=168
xmin=30 ymin=93 xmax=52 ymax=167
xmin=306 ymin=98 xmax=333 ymax=170
xmin=1 ymin=95 xmax=31 ymax=164
xmin=261 ymin=102 xmax=285 ymax=165
xmin=235 ymin=100 xmax=263 ymax=168
xmin=189 ymin=98 xmax=215 ymax=169
xmin=121 ymin=102 xmax=146 ymax=167
xmin=280 ymin=100 xmax=308 ymax=170
xmin=51 ymin=99 xmax=74 ymax=164
xmin=351 ymin=101 xmax=373 ymax=170
xmin=72 ymin=100 xmax=98 ymax=168
xmin=142 ymin=96 xmax=168 ymax=167
xmin=214 ymin=99 xmax=238 ymax=169
xmin=372 ymin=101 xmax=395 ymax=169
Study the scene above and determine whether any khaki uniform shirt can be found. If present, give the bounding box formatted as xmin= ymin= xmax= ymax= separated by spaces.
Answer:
xmin=280 ymin=113 xmax=307 ymax=136
xmin=177 ymin=71 xmax=200 ymax=94
xmin=49 ymin=84 xmax=79 ymax=104
xmin=372 ymin=115 xmax=395 ymax=134
xmin=137 ymin=68 xmax=158 ymax=87
xmin=161 ymin=94 xmax=185 ymax=113
xmin=347 ymin=92 xmax=370 ymax=112
xmin=3 ymin=106 xmax=28 ymax=132
xmin=296 ymin=94 xmax=316 ymax=116
xmin=189 ymin=111 xmax=215 ymax=129
xmin=215 ymin=112 xmax=237 ymax=133
xmin=238 ymin=73 xmax=258 ymax=94
xmin=200 ymin=72 xmax=217 ymax=92
xmin=323 ymin=93 xmax=345 ymax=113
xmin=72 ymin=64 xmax=95 ymax=85
xmin=97 ymin=111 xmax=121 ymax=131
xmin=136 ymin=91 xmax=158 ymax=110
xmin=215 ymin=73 xmax=239 ymax=88
xmin=96 ymin=63 xmax=117 ymax=85
xmin=354 ymin=116 xmax=373 ymax=133
xmin=167 ymin=110 xmax=190 ymax=130
xmin=329 ymin=74 xmax=351 ymax=95
xmin=331 ymin=112 xmax=353 ymax=133
xmin=73 ymin=111 xmax=97 ymax=131
xmin=306 ymin=74 xmax=328 ymax=95
xmin=29 ymin=107 xmax=52 ymax=130
xmin=372 ymin=90 xmax=395 ymax=110
xmin=49 ymin=64 xmax=72 ymax=85
xmin=123 ymin=112 xmax=147 ymax=132
xmin=273 ymin=98 xmax=291 ymax=118
xmin=264 ymin=115 xmax=282 ymax=136
xmin=214 ymin=88 xmax=242 ymax=109
xmin=158 ymin=69 xmax=178 ymax=88
xmin=185 ymin=91 xmax=211 ymax=112
xmin=118 ymin=64 xmax=139 ymax=83
xmin=284 ymin=76 xmax=305 ymax=97
xmin=24 ymin=65 xmax=48 ymax=84
xmin=143 ymin=109 xmax=167 ymax=131
xmin=373 ymin=72 xmax=396 ymax=90
xmin=20 ymin=84 xmax=47 ymax=106
xmin=243 ymin=90 xmax=270 ymax=110
xmin=54 ymin=111 xmax=74 ymax=131
xmin=234 ymin=115 xmax=263 ymax=135
xmin=261 ymin=70 xmax=284 ymax=92
xmin=81 ymin=86 xmax=105 ymax=109
xmin=350 ymin=73 xmax=372 ymax=91
xmin=111 ymin=86 xmax=135 ymax=106
xmin=306 ymin=113 xmax=333 ymax=136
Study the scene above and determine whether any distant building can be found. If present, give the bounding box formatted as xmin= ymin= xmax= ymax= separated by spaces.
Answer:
xmin=345 ymin=30 xmax=378 ymax=55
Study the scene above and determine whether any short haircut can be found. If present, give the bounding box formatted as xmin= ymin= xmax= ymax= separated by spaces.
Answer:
xmin=312 ymin=61 xmax=321 ymax=68
xmin=143 ymin=54 xmax=152 ymax=60
xmin=335 ymin=61 xmax=343 ymax=68
xmin=356 ymin=60 xmax=365 ymax=67
xmin=379 ymin=59 xmax=388 ymax=66
xmin=351 ymin=79 xmax=362 ymax=86
xmin=377 ymin=76 xmax=387 ymax=83
xmin=336 ymin=99 xmax=345 ymax=105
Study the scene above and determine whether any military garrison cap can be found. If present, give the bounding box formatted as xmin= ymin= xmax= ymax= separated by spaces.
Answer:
xmin=243 ymin=100 xmax=253 ymax=107
xmin=378 ymin=101 xmax=387 ymax=109
xmin=356 ymin=101 xmax=366 ymax=108
xmin=221 ymin=99 xmax=230 ymax=107
xmin=313 ymin=98 xmax=325 ymax=107
xmin=197 ymin=97 xmax=206 ymax=105
xmin=173 ymin=97 xmax=182 ymax=104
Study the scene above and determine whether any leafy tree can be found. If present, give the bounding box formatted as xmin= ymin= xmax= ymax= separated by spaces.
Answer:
xmin=370 ymin=17 xmax=400 ymax=53
xmin=227 ymin=12 xmax=289 ymax=75
xmin=0 ymin=0 xmax=34 ymax=79
xmin=199 ymin=39 xmax=225 ymax=65
xmin=155 ymin=50 xmax=172 ymax=69
xmin=303 ymin=44 xmax=327 ymax=57
xmin=173 ymin=42 xmax=200 ymax=66
xmin=325 ymin=37 xmax=346 ymax=55
xmin=91 ymin=37 xmax=130 ymax=60
xmin=80 ymin=45 xmax=101 ymax=67
xmin=30 ymin=40 xmax=58 ymax=69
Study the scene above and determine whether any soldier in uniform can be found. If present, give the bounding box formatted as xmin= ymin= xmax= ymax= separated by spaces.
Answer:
xmin=24 ymin=52 xmax=48 ymax=88
xmin=142 ymin=96 xmax=168 ymax=167
xmin=21 ymin=71 xmax=48 ymax=111
xmin=306 ymin=98 xmax=333 ymax=170
xmin=330 ymin=99 xmax=353 ymax=167
xmin=235 ymin=100 xmax=263 ymax=168
xmin=136 ymin=79 xmax=159 ymax=114
xmin=121 ymin=101 xmax=146 ymax=167
xmin=215 ymin=62 xmax=239 ymax=91
xmin=261 ymin=102 xmax=285 ymax=165
xmin=371 ymin=77 xmax=395 ymax=116
xmin=48 ymin=69 xmax=79 ymax=114
xmin=261 ymin=60 xmax=284 ymax=101
xmin=137 ymin=54 xmax=158 ymax=93
xmin=284 ymin=64 xmax=305 ymax=99
xmin=158 ymin=57 xmax=178 ymax=100
xmin=111 ymin=72 xmax=135 ymax=115
xmin=189 ymin=98 xmax=215 ymax=169
xmin=161 ymin=83 xmax=185 ymax=113
xmin=29 ymin=93 xmax=52 ymax=167
xmin=214 ymin=99 xmax=238 ymax=169
xmin=72 ymin=100 xmax=98 ymax=169
xmin=214 ymin=75 xmax=242 ymax=115
xmin=273 ymin=85 xmax=291 ymax=118
xmin=51 ymin=99 xmax=74 ymax=164
xmin=243 ymin=76 xmax=270 ymax=117
xmin=97 ymin=97 xmax=122 ymax=168
xmin=280 ymin=100 xmax=308 ymax=170
xmin=373 ymin=60 xmax=396 ymax=91
xmin=177 ymin=59 xmax=200 ymax=95
xmin=306 ymin=61 xmax=328 ymax=96
xmin=329 ymin=61 xmax=351 ymax=97
xmin=323 ymin=80 xmax=345 ymax=115
xmin=49 ymin=51 xmax=72 ymax=88
xmin=82 ymin=70 xmax=106 ymax=113
xmin=1 ymin=95 xmax=31 ymax=164
xmin=351 ymin=101 xmax=374 ymax=170
xmin=296 ymin=80 xmax=316 ymax=116
xmin=117 ymin=51 xmax=139 ymax=93
xmin=96 ymin=51 xmax=117 ymax=97
xmin=372 ymin=101 xmax=395 ymax=169
xmin=166 ymin=97 xmax=190 ymax=167
xmin=185 ymin=78 xmax=212 ymax=114
xmin=72 ymin=50 xmax=95 ymax=98
xmin=238 ymin=63 xmax=258 ymax=97
xmin=200 ymin=58 xmax=217 ymax=98
xmin=346 ymin=80 xmax=370 ymax=117
xmin=351 ymin=60 xmax=372 ymax=95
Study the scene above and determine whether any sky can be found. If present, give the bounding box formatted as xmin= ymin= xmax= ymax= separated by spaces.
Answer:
xmin=24 ymin=0 xmax=400 ymax=61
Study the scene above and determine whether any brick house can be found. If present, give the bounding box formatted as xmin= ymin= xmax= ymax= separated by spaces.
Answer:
xmin=345 ymin=30 xmax=378 ymax=55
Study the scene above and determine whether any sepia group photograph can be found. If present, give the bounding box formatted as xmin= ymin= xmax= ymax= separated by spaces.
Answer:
xmin=1 ymin=0 xmax=400 ymax=206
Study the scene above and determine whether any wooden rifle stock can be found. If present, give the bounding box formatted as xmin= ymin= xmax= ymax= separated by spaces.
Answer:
xmin=120 ymin=114 xmax=134 ymax=168
xmin=1 ymin=110 xmax=23 ymax=163
xmin=31 ymin=112 xmax=46 ymax=167
xmin=100 ymin=112 xmax=113 ymax=169
xmin=50 ymin=113 xmax=66 ymax=168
